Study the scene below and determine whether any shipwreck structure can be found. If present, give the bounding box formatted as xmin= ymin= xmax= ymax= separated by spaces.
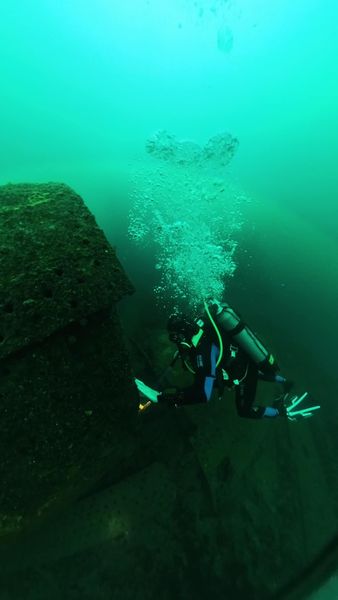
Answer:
xmin=0 ymin=182 xmax=137 ymax=537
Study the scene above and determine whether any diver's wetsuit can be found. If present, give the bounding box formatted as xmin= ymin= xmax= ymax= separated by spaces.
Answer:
xmin=158 ymin=327 xmax=285 ymax=418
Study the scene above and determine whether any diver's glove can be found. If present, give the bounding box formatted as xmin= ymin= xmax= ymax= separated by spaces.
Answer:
xmin=274 ymin=392 xmax=321 ymax=421
xmin=134 ymin=378 xmax=161 ymax=403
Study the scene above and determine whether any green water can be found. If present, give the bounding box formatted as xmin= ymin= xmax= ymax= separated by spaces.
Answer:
xmin=1 ymin=1 xmax=338 ymax=598
xmin=1 ymin=1 xmax=337 ymax=237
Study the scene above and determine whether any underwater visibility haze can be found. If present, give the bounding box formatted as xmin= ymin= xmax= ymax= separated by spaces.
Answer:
xmin=0 ymin=0 xmax=338 ymax=599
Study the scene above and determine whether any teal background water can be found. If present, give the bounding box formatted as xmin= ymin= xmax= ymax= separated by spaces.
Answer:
xmin=1 ymin=1 xmax=338 ymax=597
xmin=1 ymin=0 xmax=337 ymax=235
xmin=2 ymin=0 xmax=337 ymax=307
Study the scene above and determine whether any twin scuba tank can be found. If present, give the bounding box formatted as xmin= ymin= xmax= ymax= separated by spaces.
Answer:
xmin=204 ymin=300 xmax=279 ymax=375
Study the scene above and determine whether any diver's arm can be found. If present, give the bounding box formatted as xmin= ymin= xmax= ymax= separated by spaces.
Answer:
xmin=135 ymin=368 xmax=214 ymax=407
xmin=159 ymin=369 xmax=215 ymax=407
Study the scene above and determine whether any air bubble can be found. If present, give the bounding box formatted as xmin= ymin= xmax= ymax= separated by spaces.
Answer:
xmin=128 ymin=134 xmax=250 ymax=309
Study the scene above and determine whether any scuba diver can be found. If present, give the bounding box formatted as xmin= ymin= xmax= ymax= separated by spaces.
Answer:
xmin=135 ymin=300 xmax=320 ymax=420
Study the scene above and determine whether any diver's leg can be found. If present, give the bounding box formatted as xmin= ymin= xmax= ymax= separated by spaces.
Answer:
xmin=258 ymin=371 xmax=285 ymax=383
xmin=235 ymin=363 xmax=262 ymax=418
xmin=258 ymin=371 xmax=294 ymax=392
xmin=236 ymin=363 xmax=282 ymax=418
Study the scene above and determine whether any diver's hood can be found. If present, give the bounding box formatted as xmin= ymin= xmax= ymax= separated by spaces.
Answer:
xmin=167 ymin=313 xmax=199 ymax=343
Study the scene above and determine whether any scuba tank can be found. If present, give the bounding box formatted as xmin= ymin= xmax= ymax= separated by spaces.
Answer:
xmin=208 ymin=300 xmax=279 ymax=374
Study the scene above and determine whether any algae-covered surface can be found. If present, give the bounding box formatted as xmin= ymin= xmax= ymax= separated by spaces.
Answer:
xmin=1 ymin=317 xmax=336 ymax=599
xmin=1 ymin=184 xmax=338 ymax=599
xmin=0 ymin=183 xmax=138 ymax=537
xmin=0 ymin=182 xmax=132 ymax=359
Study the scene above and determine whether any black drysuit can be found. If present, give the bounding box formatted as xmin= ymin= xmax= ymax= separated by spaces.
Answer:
xmin=159 ymin=326 xmax=283 ymax=419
